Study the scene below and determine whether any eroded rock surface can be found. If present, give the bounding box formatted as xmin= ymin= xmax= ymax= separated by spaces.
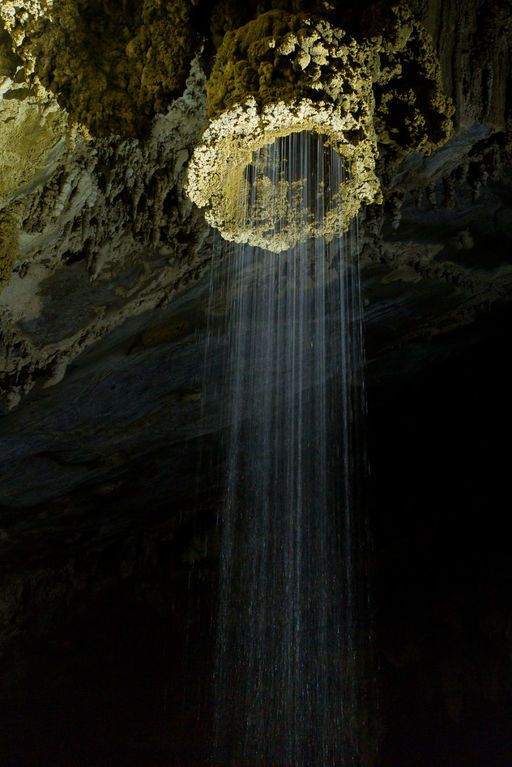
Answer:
xmin=0 ymin=56 xmax=209 ymax=408
xmin=0 ymin=0 xmax=198 ymax=137
xmin=0 ymin=4 xmax=511 ymax=731
xmin=0 ymin=0 xmax=510 ymax=409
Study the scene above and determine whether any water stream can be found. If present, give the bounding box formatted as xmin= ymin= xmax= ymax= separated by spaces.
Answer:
xmin=205 ymin=131 xmax=369 ymax=766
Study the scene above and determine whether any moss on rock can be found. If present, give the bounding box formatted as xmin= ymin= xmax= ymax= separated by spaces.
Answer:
xmin=0 ymin=27 xmax=19 ymax=79
xmin=187 ymin=2 xmax=454 ymax=250
xmin=0 ymin=27 xmax=67 ymax=206
xmin=187 ymin=10 xmax=382 ymax=252
xmin=367 ymin=1 xmax=455 ymax=161
xmin=0 ymin=96 xmax=66 ymax=202
xmin=0 ymin=0 xmax=197 ymax=137
xmin=0 ymin=212 xmax=18 ymax=289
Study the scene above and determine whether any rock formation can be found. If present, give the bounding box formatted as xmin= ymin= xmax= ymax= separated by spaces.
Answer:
xmin=0 ymin=2 xmax=511 ymax=763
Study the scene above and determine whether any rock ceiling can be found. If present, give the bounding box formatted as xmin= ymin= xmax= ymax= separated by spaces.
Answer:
xmin=0 ymin=0 xmax=511 ymax=541
xmin=0 ymin=6 xmax=511 ymax=762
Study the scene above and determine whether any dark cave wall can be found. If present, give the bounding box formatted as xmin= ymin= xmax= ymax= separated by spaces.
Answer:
xmin=417 ymin=0 xmax=511 ymax=131
xmin=0 ymin=474 xmax=220 ymax=767
xmin=1 ymin=308 xmax=512 ymax=767
xmin=0 ymin=1 xmax=511 ymax=765
xmin=1 ymin=0 xmax=511 ymax=404
xmin=369 ymin=309 xmax=512 ymax=767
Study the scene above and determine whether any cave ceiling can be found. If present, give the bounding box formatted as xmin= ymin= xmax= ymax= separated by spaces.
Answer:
xmin=0 ymin=0 xmax=511 ymax=530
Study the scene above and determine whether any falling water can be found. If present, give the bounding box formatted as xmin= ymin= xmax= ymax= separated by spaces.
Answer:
xmin=205 ymin=131 xmax=369 ymax=766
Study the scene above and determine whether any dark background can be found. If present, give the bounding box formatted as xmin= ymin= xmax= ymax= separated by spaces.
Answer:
xmin=1 ymin=305 xmax=511 ymax=767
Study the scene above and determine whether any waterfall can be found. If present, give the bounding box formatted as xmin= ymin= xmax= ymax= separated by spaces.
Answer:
xmin=205 ymin=132 xmax=369 ymax=766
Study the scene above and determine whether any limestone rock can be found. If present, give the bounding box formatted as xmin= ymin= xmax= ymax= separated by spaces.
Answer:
xmin=0 ymin=0 xmax=198 ymax=137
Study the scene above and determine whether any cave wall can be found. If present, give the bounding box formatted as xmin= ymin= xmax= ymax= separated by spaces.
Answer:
xmin=0 ymin=2 xmax=511 ymax=764
xmin=0 ymin=0 xmax=511 ymax=678
xmin=0 ymin=0 xmax=510 ymax=409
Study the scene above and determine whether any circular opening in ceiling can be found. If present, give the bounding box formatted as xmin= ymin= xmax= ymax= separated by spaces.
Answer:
xmin=186 ymin=98 xmax=380 ymax=253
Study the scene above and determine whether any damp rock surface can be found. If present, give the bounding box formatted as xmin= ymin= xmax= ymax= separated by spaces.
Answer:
xmin=0 ymin=13 xmax=510 ymax=761
xmin=187 ymin=10 xmax=383 ymax=250
xmin=0 ymin=0 xmax=198 ymax=137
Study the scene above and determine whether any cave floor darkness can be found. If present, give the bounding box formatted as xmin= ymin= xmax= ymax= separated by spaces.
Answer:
xmin=1 ymin=307 xmax=512 ymax=766
xmin=369 ymin=307 xmax=512 ymax=767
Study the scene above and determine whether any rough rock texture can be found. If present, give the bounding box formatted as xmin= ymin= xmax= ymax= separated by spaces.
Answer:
xmin=187 ymin=11 xmax=381 ymax=251
xmin=414 ymin=0 xmax=512 ymax=132
xmin=0 ymin=3 xmax=511 ymax=763
xmin=205 ymin=10 xmax=375 ymax=121
xmin=0 ymin=56 xmax=208 ymax=409
xmin=0 ymin=0 xmax=509 ymax=409
xmin=187 ymin=3 xmax=454 ymax=250
xmin=368 ymin=1 xmax=454 ymax=165
xmin=0 ymin=0 xmax=197 ymax=137
xmin=0 ymin=213 xmax=19 ymax=289
xmin=0 ymin=30 xmax=67 ymax=204
xmin=0 ymin=2 xmax=508 ymax=471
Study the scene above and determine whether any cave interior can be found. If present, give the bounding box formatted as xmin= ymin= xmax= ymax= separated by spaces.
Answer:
xmin=0 ymin=0 xmax=512 ymax=765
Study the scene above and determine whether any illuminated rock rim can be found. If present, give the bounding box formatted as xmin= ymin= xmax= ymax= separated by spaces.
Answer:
xmin=186 ymin=11 xmax=382 ymax=253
